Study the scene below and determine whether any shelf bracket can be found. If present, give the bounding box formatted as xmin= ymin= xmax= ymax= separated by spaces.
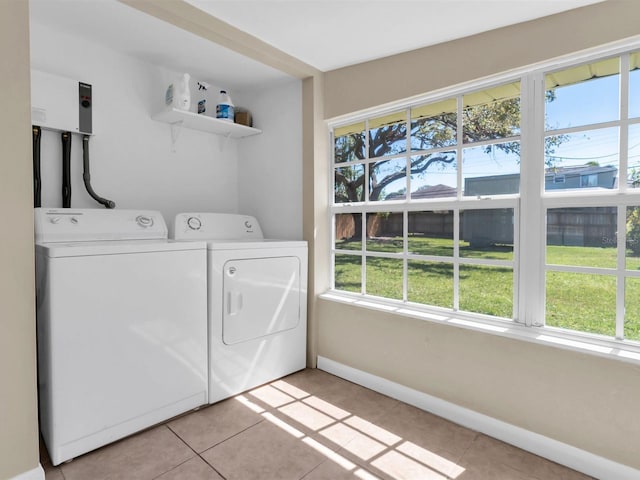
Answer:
xmin=170 ymin=121 xmax=184 ymax=152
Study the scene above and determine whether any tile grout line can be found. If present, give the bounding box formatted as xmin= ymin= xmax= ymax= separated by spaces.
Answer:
xmin=163 ymin=423 xmax=229 ymax=480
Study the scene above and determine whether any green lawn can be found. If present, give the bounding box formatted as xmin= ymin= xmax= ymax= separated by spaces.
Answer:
xmin=335 ymin=236 xmax=640 ymax=341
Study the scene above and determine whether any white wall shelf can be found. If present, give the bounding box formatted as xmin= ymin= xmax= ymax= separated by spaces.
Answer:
xmin=152 ymin=108 xmax=261 ymax=139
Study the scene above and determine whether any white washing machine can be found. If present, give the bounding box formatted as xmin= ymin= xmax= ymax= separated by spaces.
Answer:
xmin=35 ymin=208 xmax=208 ymax=465
xmin=173 ymin=213 xmax=307 ymax=404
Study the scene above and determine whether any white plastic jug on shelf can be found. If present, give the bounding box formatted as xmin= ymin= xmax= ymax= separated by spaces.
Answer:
xmin=165 ymin=73 xmax=191 ymax=111
xmin=216 ymin=90 xmax=234 ymax=122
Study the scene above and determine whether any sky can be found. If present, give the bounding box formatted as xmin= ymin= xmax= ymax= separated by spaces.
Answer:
xmin=390 ymin=67 xmax=640 ymax=198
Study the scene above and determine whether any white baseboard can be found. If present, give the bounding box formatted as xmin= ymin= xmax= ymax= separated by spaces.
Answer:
xmin=9 ymin=464 xmax=45 ymax=480
xmin=317 ymin=356 xmax=640 ymax=480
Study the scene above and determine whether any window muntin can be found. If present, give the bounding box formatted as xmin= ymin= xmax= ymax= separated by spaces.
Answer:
xmin=543 ymin=204 xmax=640 ymax=342
xmin=330 ymin=48 xmax=640 ymax=350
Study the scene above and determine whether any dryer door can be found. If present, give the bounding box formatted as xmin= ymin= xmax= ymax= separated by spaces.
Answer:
xmin=222 ymin=256 xmax=301 ymax=345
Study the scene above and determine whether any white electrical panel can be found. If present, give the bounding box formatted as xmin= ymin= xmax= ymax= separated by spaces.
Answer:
xmin=31 ymin=69 xmax=92 ymax=134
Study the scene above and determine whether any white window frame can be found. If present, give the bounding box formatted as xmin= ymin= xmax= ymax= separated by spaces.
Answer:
xmin=325 ymin=38 xmax=640 ymax=365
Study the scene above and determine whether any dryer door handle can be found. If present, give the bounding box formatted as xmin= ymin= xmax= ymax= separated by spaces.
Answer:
xmin=226 ymin=291 xmax=243 ymax=316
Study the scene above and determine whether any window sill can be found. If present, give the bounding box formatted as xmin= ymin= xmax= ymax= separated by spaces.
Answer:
xmin=319 ymin=290 xmax=640 ymax=366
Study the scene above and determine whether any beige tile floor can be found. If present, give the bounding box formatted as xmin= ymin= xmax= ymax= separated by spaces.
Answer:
xmin=42 ymin=369 xmax=594 ymax=480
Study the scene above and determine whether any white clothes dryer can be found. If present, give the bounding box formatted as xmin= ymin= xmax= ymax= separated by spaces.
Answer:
xmin=35 ymin=208 xmax=208 ymax=465
xmin=173 ymin=213 xmax=307 ymax=404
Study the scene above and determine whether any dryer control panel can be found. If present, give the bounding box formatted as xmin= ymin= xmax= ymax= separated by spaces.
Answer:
xmin=174 ymin=212 xmax=264 ymax=240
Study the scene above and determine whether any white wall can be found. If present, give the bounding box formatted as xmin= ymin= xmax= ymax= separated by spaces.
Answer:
xmin=236 ymin=80 xmax=303 ymax=239
xmin=30 ymin=21 xmax=240 ymax=224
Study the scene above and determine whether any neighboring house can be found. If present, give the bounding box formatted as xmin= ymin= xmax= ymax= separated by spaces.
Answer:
xmin=463 ymin=165 xmax=618 ymax=247
xmin=369 ymin=166 xmax=619 ymax=247
xmin=544 ymin=164 xmax=618 ymax=190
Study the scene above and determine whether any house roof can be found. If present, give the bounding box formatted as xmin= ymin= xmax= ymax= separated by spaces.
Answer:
xmin=385 ymin=184 xmax=456 ymax=201
xmin=545 ymin=164 xmax=618 ymax=177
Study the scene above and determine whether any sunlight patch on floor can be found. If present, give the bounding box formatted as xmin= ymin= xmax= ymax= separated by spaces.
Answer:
xmin=239 ymin=378 xmax=466 ymax=480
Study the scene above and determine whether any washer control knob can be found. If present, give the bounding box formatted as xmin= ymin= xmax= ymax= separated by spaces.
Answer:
xmin=187 ymin=217 xmax=202 ymax=230
xmin=136 ymin=215 xmax=154 ymax=228
xmin=70 ymin=217 xmax=79 ymax=224
xmin=50 ymin=216 xmax=61 ymax=224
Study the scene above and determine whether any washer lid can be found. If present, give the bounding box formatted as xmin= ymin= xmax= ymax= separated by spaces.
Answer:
xmin=36 ymin=239 xmax=207 ymax=258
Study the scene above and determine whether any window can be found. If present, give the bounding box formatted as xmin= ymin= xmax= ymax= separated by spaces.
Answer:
xmin=330 ymin=46 xmax=640 ymax=350
xmin=332 ymin=83 xmax=520 ymax=319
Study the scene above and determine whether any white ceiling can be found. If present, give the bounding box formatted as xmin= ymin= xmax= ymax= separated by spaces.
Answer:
xmin=185 ymin=0 xmax=605 ymax=71
xmin=29 ymin=0 xmax=604 ymax=91
xmin=28 ymin=0 xmax=291 ymax=92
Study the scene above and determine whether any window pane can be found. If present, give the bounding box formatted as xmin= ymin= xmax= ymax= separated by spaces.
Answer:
xmin=366 ymin=212 xmax=403 ymax=253
xmin=369 ymin=112 xmax=406 ymax=158
xmin=628 ymin=124 xmax=640 ymax=189
xmin=409 ymin=152 xmax=457 ymax=198
xmin=460 ymin=209 xmax=514 ymax=259
xmin=408 ymin=210 xmax=453 ymax=256
xmin=545 ymin=58 xmax=620 ymax=130
xmin=544 ymin=127 xmax=619 ymax=192
xmin=410 ymin=99 xmax=457 ymax=151
xmin=335 ymin=213 xmax=362 ymax=250
xmin=625 ymin=278 xmax=640 ymax=342
xmin=334 ymin=254 xmax=361 ymax=293
xmin=629 ymin=52 xmax=640 ymax=119
xmin=459 ymin=265 xmax=513 ymax=318
xmin=366 ymin=257 xmax=403 ymax=300
xmin=547 ymin=207 xmax=617 ymax=268
xmin=626 ymin=206 xmax=640 ymax=268
xmin=370 ymin=159 xmax=407 ymax=201
xmin=335 ymin=122 xmax=365 ymax=163
xmin=546 ymin=272 xmax=616 ymax=337
xmin=335 ymin=165 xmax=365 ymax=203
xmin=462 ymin=82 xmax=520 ymax=144
xmin=462 ymin=142 xmax=520 ymax=196
xmin=408 ymin=260 xmax=453 ymax=308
